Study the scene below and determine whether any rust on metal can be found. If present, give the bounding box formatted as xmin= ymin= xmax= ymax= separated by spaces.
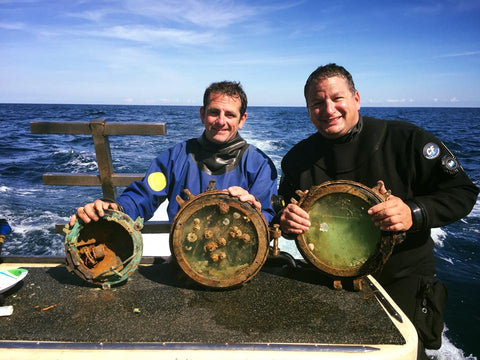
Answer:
xmin=269 ymin=224 xmax=282 ymax=257
xmin=295 ymin=180 xmax=402 ymax=288
xmin=170 ymin=188 xmax=269 ymax=289
xmin=218 ymin=201 xmax=230 ymax=214
xmin=64 ymin=209 xmax=143 ymax=288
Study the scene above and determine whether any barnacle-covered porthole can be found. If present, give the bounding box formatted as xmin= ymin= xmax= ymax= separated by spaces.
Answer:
xmin=295 ymin=180 xmax=399 ymax=280
xmin=64 ymin=209 xmax=143 ymax=289
xmin=170 ymin=189 xmax=269 ymax=288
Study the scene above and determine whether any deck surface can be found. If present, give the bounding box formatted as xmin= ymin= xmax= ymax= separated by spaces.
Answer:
xmin=0 ymin=260 xmax=403 ymax=345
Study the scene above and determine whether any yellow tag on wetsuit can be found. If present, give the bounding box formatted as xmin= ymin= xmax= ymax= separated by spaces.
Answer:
xmin=148 ymin=172 xmax=167 ymax=192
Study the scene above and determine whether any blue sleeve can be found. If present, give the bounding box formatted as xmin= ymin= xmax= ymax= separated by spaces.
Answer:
xmin=245 ymin=147 xmax=278 ymax=224
xmin=116 ymin=145 xmax=180 ymax=221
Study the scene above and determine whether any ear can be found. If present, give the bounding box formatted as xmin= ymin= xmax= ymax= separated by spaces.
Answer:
xmin=238 ymin=112 xmax=247 ymax=130
xmin=354 ymin=90 xmax=361 ymax=111
xmin=200 ymin=106 xmax=205 ymax=124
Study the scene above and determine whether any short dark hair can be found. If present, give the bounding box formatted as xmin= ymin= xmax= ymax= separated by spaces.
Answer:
xmin=304 ymin=63 xmax=356 ymax=101
xmin=203 ymin=81 xmax=248 ymax=117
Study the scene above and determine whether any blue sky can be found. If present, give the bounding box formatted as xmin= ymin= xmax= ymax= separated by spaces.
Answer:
xmin=1 ymin=0 xmax=479 ymax=107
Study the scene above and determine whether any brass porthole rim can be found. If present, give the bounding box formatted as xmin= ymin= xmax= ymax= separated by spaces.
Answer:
xmin=295 ymin=180 xmax=395 ymax=279
xmin=170 ymin=191 xmax=269 ymax=288
xmin=64 ymin=209 xmax=143 ymax=285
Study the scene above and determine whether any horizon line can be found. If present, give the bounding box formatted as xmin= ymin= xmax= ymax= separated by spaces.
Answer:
xmin=1 ymin=102 xmax=479 ymax=109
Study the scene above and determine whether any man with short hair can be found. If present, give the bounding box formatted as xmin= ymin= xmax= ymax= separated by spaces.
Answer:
xmin=278 ymin=63 xmax=478 ymax=358
xmin=71 ymin=81 xmax=277 ymax=226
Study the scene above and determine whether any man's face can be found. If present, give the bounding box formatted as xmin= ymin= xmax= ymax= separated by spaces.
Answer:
xmin=200 ymin=92 xmax=247 ymax=144
xmin=306 ymin=75 xmax=361 ymax=139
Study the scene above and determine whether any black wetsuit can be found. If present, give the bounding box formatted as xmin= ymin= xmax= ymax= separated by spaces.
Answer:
xmin=279 ymin=116 xmax=478 ymax=354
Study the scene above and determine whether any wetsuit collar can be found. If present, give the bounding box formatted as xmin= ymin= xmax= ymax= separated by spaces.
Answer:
xmin=321 ymin=115 xmax=363 ymax=144
xmin=193 ymin=132 xmax=249 ymax=175
xmin=197 ymin=132 xmax=245 ymax=151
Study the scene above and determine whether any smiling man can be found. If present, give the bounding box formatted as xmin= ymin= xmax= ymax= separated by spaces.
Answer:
xmin=278 ymin=64 xmax=478 ymax=359
xmin=71 ymin=81 xmax=277 ymax=225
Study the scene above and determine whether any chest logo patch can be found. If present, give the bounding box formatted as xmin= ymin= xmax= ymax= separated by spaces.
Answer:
xmin=423 ymin=142 xmax=440 ymax=160
xmin=148 ymin=172 xmax=167 ymax=192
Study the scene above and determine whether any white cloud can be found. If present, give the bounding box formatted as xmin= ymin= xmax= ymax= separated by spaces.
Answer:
xmin=66 ymin=8 xmax=115 ymax=22
xmin=122 ymin=0 xmax=302 ymax=29
xmin=0 ymin=21 xmax=25 ymax=30
xmin=124 ymin=0 xmax=256 ymax=29
xmin=84 ymin=25 xmax=217 ymax=46
xmin=450 ymin=97 xmax=459 ymax=102
xmin=438 ymin=50 xmax=480 ymax=58
xmin=387 ymin=98 xmax=406 ymax=103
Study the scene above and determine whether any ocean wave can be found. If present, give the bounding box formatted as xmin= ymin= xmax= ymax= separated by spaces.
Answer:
xmin=0 ymin=186 xmax=12 ymax=192
xmin=438 ymin=256 xmax=454 ymax=265
xmin=50 ymin=149 xmax=98 ymax=172
xmin=68 ymin=157 xmax=98 ymax=172
xmin=426 ymin=326 xmax=478 ymax=360
xmin=2 ymin=210 xmax=65 ymax=256
xmin=431 ymin=227 xmax=447 ymax=247
xmin=468 ymin=198 xmax=480 ymax=219
xmin=242 ymin=135 xmax=281 ymax=154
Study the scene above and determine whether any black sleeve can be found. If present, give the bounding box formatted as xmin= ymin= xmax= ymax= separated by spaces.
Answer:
xmin=408 ymin=128 xmax=478 ymax=229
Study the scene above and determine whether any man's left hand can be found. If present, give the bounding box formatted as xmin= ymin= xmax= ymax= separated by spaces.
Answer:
xmin=368 ymin=194 xmax=413 ymax=232
xmin=227 ymin=186 xmax=261 ymax=211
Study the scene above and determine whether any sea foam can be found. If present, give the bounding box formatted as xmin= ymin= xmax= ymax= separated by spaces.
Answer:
xmin=431 ymin=227 xmax=447 ymax=247
xmin=426 ymin=326 xmax=478 ymax=360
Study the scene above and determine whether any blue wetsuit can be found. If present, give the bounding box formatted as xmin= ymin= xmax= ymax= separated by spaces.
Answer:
xmin=116 ymin=133 xmax=278 ymax=224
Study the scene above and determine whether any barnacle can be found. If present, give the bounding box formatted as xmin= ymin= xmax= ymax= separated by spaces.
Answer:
xmin=318 ymin=222 xmax=329 ymax=232
xmin=241 ymin=233 xmax=251 ymax=243
xmin=235 ymin=227 xmax=242 ymax=237
xmin=192 ymin=224 xmax=201 ymax=232
xmin=218 ymin=252 xmax=227 ymax=260
xmin=217 ymin=237 xmax=227 ymax=247
xmin=186 ymin=232 xmax=198 ymax=243
xmin=308 ymin=243 xmax=315 ymax=251
xmin=229 ymin=226 xmax=239 ymax=238
xmin=218 ymin=201 xmax=229 ymax=215
xmin=203 ymin=229 xmax=213 ymax=239
xmin=193 ymin=218 xmax=201 ymax=225
xmin=204 ymin=241 xmax=218 ymax=252
xmin=210 ymin=253 xmax=219 ymax=262
xmin=233 ymin=212 xmax=241 ymax=220
xmin=222 ymin=218 xmax=230 ymax=226
xmin=185 ymin=245 xmax=192 ymax=251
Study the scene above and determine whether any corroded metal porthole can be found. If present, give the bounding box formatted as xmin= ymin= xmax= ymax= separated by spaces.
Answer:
xmin=295 ymin=180 xmax=399 ymax=280
xmin=64 ymin=209 xmax=143 ymax=289
xmin=170 ymin=189 xmax=269 ymax=289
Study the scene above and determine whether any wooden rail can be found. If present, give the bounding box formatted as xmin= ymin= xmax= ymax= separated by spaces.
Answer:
xmin=30 ymin=119 xmax=169 ymax=234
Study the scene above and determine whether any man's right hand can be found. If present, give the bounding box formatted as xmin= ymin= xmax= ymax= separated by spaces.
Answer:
xmin=279 ymin=203 xmax=311 ymax=235
xmin=69 ymin=200 xmax=119 ymax=227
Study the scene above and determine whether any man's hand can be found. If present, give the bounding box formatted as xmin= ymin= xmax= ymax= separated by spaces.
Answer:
xmin=69 ymin=200 xmax=118 ymax=227
xmin=279 ymin=203 xmax=311 ymax=235
xmin=227 ymin=186 xmax=261 ymax=211
xmin=368 ymin=180 xmax=413 ymax=231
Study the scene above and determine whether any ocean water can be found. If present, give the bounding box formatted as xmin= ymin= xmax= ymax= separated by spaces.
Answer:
xmin=0 ymin=103 xmax=479 ymax=359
